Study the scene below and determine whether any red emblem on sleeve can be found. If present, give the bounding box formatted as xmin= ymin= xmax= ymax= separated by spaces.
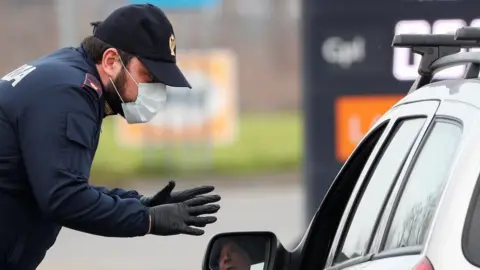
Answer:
xmin=82 ymin=73 xmax=103 ymax=98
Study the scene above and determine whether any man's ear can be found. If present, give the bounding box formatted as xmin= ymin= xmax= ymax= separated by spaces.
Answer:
xmin=101 ymin=48 xmax=122 ymax=78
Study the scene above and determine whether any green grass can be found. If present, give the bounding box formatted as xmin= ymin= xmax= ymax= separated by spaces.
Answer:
xmin=213 ymin=113 xmax=302 ymax=174
xmin=90 ymin=112 xmax=303 ymax=183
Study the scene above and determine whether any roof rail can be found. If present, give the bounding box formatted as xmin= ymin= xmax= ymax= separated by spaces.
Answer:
xmin=391 ymin=32 xmax=480 ymax=93
xmin=455 ymin=27 xmax=480 ymax=41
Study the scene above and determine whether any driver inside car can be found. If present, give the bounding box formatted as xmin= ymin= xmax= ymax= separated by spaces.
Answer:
xmin=209 ymin=237 xmax=267 ymax=270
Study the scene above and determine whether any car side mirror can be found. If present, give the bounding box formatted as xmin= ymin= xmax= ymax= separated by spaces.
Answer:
xmin=202 ymin=231 xmax=288 ymax=270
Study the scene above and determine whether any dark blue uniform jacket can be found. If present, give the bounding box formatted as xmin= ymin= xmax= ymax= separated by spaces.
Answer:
xmin=0 ymin=46 xmax=150 ymax=270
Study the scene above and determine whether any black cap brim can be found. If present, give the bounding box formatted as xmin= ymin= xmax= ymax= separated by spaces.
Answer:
xmin=139 ymin=57 xmax=191 ymax=88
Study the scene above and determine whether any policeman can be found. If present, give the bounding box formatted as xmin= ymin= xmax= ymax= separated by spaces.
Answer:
xmin=0 ymin=4 xmax=221 ymax=270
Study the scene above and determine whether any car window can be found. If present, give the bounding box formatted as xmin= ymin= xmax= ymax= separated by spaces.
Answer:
xmin=382 ymin=120 xmax=462 ymax=251
xmin=301 ymin=121 xmax=391 ymax=270
xmin=334 ymin=118 xmax=426 ymax=265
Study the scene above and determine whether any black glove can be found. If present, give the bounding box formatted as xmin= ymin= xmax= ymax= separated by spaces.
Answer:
xmin=148 ymin=194 xmax=221 ymax=236
xmin=140 ymin=181 xmax=216 ymax=207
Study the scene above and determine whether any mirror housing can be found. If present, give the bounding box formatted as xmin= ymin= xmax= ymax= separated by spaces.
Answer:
xmin=202 ymin=231 xmax=289 ymax=270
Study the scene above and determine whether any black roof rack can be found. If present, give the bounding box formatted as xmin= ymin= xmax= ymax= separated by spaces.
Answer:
xmin=456 ymin=27 xmax=480 ymax=41
xmin=391 ymin=30 xmax=480 ymax=93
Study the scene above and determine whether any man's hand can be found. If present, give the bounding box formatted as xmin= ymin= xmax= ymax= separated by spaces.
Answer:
xmin=140 ymin=181 xmax=215 ymax=207
xmin=148 ymin=195 xmax=221 ymax=236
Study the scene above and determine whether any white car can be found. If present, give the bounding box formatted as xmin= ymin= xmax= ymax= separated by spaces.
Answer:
xmin=201 ymin=27 xmax=480 ymax=270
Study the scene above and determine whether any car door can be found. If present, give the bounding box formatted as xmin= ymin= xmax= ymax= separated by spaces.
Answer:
xmin=362 ymin=100 xmax=468 ymax=270
xmin=347 ymin=108 xmax=465 ymax=270
xmin=321 ymin=100 xmax=440 ymax=270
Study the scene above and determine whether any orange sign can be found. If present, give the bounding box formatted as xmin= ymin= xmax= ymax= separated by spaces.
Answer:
xmin=335 ymin=95 xmax=404 ymax=162
xmin=114 ymin=49 xmax=237 ymax=148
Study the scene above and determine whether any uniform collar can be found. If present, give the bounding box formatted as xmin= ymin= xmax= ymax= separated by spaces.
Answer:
xmin=77 ymin=45 xmax=103 ymax=84
xmin=77 ymin=45 xmax=110 ymax=118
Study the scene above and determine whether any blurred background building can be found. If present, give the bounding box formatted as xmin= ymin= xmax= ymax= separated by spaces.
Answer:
xmin=0 ymin=0 xmax=301 ymax=112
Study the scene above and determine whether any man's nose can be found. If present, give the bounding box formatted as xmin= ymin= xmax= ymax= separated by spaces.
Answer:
xmin=221 ymin=253 xmax=232 ymax=264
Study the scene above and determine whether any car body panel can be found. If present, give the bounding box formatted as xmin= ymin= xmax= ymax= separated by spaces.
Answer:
xmin=203 ymin=79 xmax=480 ymax=270
xmin=346 ymin=255 xmax=421 ymax=270
xmin=395 ymin=79 xmax=480 ymax=111
xmin=423 ymin=100 xmax=480 ymax=270
xmin=340 ymin=80 xmax=480 ymax=269
xmin=325 ymin=79 xmax=480 ymax=269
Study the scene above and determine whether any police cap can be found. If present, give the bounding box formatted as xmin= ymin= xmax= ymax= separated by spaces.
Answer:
xmin=93 ymin=4 xmax=191 ymax=88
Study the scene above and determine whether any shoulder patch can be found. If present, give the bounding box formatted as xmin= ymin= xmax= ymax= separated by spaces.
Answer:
xmin=82 ymin=73 xmax=103 ymax=98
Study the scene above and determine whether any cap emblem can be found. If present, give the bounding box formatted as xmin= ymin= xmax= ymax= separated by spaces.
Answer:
xmin=169 ymin=34 xmax=176 ymax=56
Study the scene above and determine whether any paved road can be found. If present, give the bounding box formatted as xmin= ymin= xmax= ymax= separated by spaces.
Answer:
xmin=38 ymin=175 xmax=306 ymax=270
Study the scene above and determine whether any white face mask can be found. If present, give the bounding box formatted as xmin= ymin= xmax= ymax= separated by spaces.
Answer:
xmin=110 ymin=60 xmax=167 ymax=124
